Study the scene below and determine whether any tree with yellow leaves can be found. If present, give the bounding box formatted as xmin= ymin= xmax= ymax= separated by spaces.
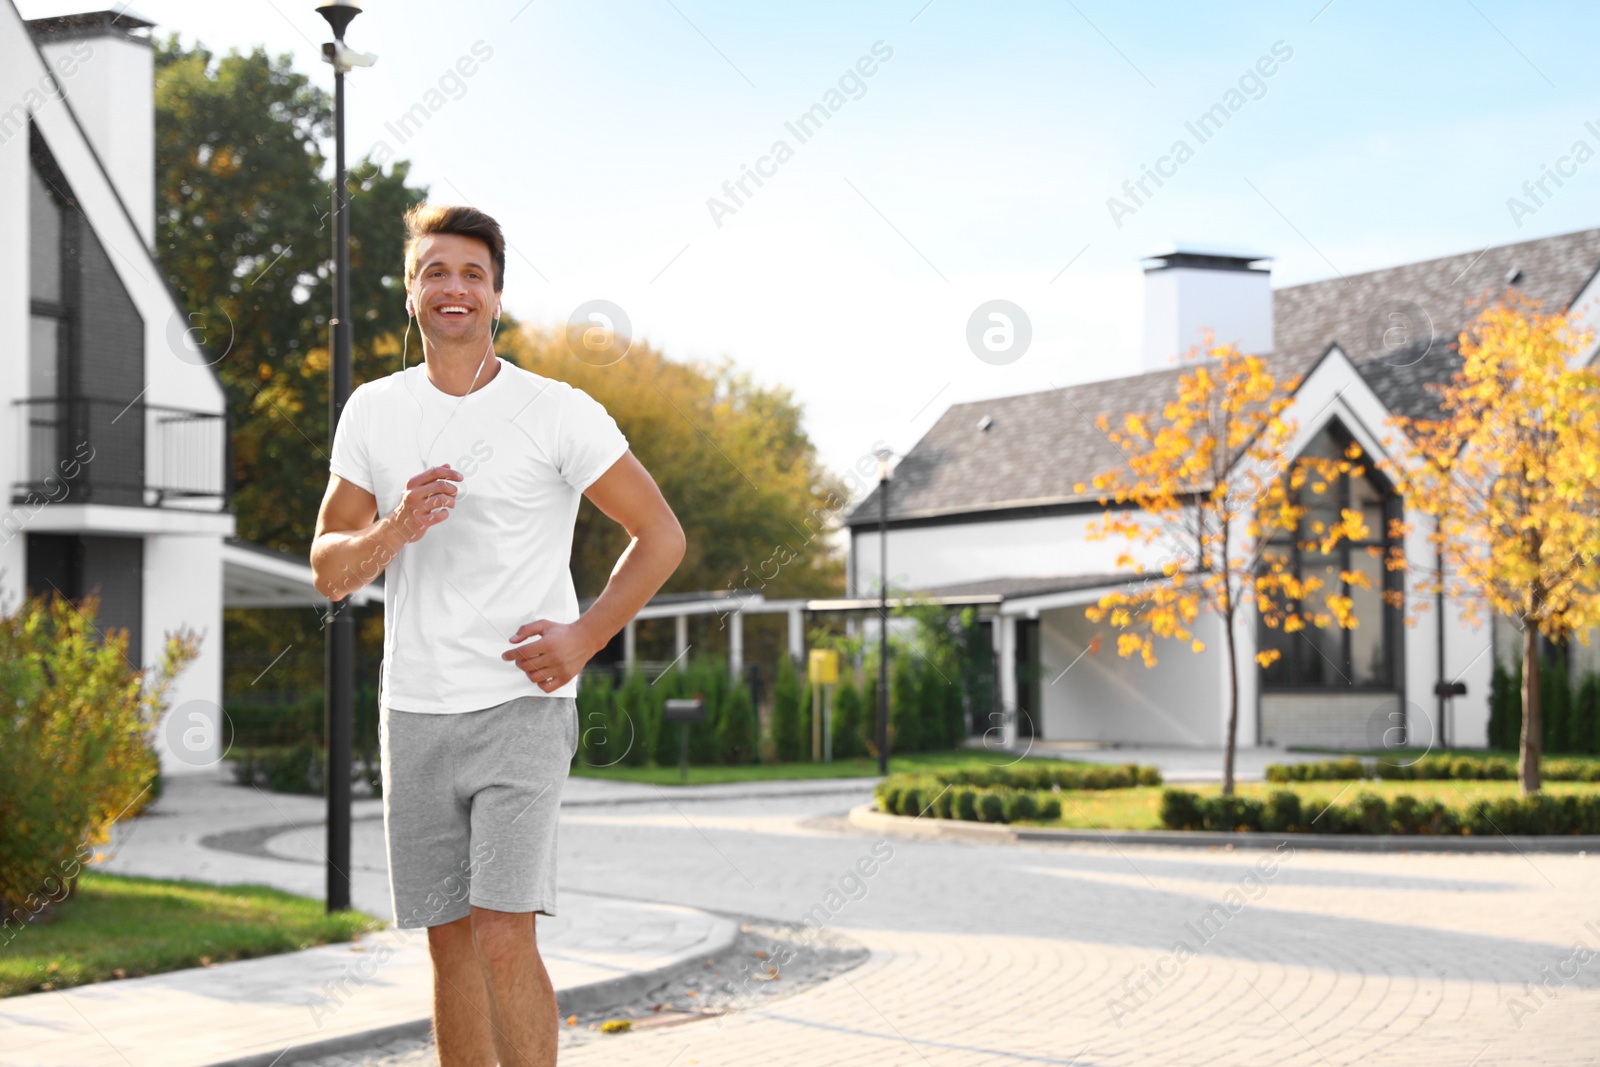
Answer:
xmin=1077 ymin=338 xmax=1375 ymax=794
xmin=1386 ymin=293 xmax=1600 ymax=794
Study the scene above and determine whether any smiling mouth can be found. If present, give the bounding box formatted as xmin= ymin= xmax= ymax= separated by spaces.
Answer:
xmin=435 ymin=305 xmax=474 ymax=317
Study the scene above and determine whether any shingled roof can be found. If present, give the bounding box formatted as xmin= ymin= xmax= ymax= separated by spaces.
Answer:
xmin=847 ymin=227 xmax=1600 ymax=528
xmin=1273 ymin=226 xmax=1600 ymax=367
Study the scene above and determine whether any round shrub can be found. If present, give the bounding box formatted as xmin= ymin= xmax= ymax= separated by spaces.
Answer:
xmin=1353 ymin=792 xmax=1389 ymax=835
xmin=955 ymin=786 xmax=980 ymax=822
xmin=1003 ymin=790 xmax=1038 ymax=823
xmin=898 ymin=785 xmax=925 ymax=818
xmin=1388 ymin=794 xmax=1424 ymax=833
xmin=1201 ymin=794 xmax=1264 ymax=832
xmin=978 ymin=790 xmax=1007 ymax=823
xmin=1263 ymin=790 xmax=1303 ymax=833
xmin=933 ymin=785 xmax=955 ymax=820
xmin=1160 ymin=789 xmax=1205 ymax=830
xmin=1037 ymin=794 xmax=1062 ymax=820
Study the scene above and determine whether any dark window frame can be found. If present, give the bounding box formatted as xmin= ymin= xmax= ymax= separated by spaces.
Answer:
xmin=1258 ymin=418 xmax=1402 ymax=692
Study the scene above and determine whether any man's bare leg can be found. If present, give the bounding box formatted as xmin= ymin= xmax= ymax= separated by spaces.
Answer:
xmin=428 ymin=915 xmax=497 ymax=1067
xmin=471 ymin=906 xmax=558 ymax=1067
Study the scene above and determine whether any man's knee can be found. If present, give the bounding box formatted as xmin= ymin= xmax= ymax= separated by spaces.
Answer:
xmin=426 ymin=914 xmax=475 ymax=959
xmin=470 ymin=906 xmax=536 ymax=958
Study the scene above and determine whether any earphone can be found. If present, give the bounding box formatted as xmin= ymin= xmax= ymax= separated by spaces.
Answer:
xmin=400 ymin=284 xmax=501 ymax=371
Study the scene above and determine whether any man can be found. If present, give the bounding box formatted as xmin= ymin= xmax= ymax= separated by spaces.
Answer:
xmin=310 ymin=203 xmax=684 ymax=1067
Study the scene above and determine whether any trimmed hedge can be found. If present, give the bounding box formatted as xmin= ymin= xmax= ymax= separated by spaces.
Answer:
xmin=873 ymin=762 xmax=1156 ymax=825
xmin=875 ymin=777 xmax=1063 ymax=825
xmin=1160 ymin=787 xmax=1600 ymax=835
xmin=1266 ymin=754 xmax=1600 ymax=784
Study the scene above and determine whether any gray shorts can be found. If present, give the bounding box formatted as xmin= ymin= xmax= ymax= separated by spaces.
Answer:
xmin=379 ymin=695 xmax=578 ymax=928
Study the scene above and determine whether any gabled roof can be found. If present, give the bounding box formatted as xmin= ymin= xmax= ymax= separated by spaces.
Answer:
xmin=846 ymin=351 xmax=1311 ymax=527
xmin=1273 ymin=226 xmax=1600 ymax=367
xmin=848 ymin=227 xmax=1600 ymax=528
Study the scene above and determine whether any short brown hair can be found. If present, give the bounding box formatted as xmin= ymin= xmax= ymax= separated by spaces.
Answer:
xmin=403 ymin=203 xmax=506 ymax=292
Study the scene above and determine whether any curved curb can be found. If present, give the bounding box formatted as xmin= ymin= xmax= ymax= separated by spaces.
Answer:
xmin=847 ymin=803 xmax=1600 ymax=854
xmin=200 ymin=906 xmax=741 ymax=1067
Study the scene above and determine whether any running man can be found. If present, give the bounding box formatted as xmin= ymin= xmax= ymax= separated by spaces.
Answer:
xmin=310 ymin=203 xmax=684 ymax=1066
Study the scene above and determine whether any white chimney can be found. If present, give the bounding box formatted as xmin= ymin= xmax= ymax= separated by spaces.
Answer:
xmin=1141 ymin=244 xmax=1273 ymax=372
xmin=26 ymin=8 xmax=156 ymax=250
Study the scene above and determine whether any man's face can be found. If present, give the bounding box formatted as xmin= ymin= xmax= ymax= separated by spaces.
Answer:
xmin=408 ymin=232 xmax=500 ymax=346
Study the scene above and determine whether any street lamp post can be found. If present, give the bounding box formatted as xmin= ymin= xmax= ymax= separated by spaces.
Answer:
xmin=876 ymin=450 xmax=892 ymax=776
xmin=316 ymin=0 xmax=374 ymax=914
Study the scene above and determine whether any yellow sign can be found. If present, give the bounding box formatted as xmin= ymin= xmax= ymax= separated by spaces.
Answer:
xmin=808 ymin=649 xmax=839 ymax=686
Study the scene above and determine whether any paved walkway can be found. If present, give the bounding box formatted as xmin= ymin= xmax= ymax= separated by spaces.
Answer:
xmin=549 ymin=790 xmax=1600 ymax=1066
xmin=0 ymin=770 xmax=740 ymax=1067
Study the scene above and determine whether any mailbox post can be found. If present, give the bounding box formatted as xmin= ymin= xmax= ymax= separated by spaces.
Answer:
xmin=663 ymin=697 xmax=705 ymax=784
xmin=808 ymin=649 xmax=839 ymax=762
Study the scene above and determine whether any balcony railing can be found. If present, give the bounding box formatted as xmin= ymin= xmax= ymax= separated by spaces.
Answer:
xmin=12 ymin=396 xmax=230 ymax=508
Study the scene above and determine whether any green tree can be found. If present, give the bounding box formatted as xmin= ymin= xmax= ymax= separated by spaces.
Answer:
xmin=504 ymin=328 xmax=847 ymax=604
xmin=890 ymin=654 xmax=920 ymax=754
xmin=830 ymin=675 xmax=866 ymax=760
xmin=155 ymin=38 xmax=428 ymax=706
xmin=720 ymin=681 xmax=756 ymax=765
xmin=769 ymin=654 xmax=805 ymax=762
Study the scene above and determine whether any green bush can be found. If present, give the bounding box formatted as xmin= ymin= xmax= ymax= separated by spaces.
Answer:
xmin=1 ymin=594 xmax=198 ymax=924
xmin=770 ymin=655 xmax=805 ymax=762
xmin=932 ymin=785 xmax=955 ymax=820
xmin=1263 ymin=790 xmax=1303 ymax=833
xmin=1199 ymin=794 xmax=1264 ymax=832
xmin=955 ymin=786 xmax=979 ymax=821
xmin=1003 ymin=790 xmax=1038 ymax=823
xmin=1159 ymin=786 xmax=1600 ymax=835
xmin=978 ymin=791 xmax=1007 ymax=823
xmin=1037 ymin=794 xmax=1063 ymax=820
xmin=889 ymin=654 xmax=921 ymax=754
xmin=1266 ymin=753 xmax=1596 ymax=783
xmin=1488 ymin=660 xmax=1519 ymax=752
xmin=720 ymin=681 xmax=757 ymax=765
xmin=1160 ymin=789 xmax=1204 ymax=831
xmin=899 ymin=784 xmax=925 ymax=818
xmin=830 ymin=676 xmax=867 ymax=760
xmin=877 ymin=782 xmax=902 ymax=816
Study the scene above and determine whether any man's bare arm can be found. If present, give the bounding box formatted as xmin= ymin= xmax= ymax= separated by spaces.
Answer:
xmin=502 ymin=452 xmax=684 ymax=691
xmin=310 ymin=466 xmax=463 ymax=601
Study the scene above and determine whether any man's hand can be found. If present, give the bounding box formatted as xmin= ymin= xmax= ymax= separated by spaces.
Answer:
xmin=392 ymin=464 xmax=463 ymax=542
xmin=502 ymin=619 xmax=603 ymax=693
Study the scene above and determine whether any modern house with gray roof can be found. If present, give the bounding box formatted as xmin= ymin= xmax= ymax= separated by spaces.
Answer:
xmin=1 ymin=6 xmax=379 ymax=773
xmin=846 ymin=228 xmax=1600 ymax=752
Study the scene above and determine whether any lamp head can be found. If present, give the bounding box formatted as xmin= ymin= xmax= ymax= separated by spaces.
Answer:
xmin=875 ymin=447 xmax=894 ymax=480
xmin=316 ymin=0 xmax=362 ymax=39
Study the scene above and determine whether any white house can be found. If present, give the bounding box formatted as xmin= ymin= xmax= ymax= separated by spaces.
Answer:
xmin=846 ymin=231 xmax=1600 ymax=752
xmin=0 ymin=6 xmax=374 ymax=772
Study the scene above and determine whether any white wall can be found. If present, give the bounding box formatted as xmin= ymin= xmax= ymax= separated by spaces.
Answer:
xmin=1143 ymin=265 xmax=1273 ymax=371
xmin=0 ymin=17 xmax=31 ymax=606
xmin=1 ymin=8 xmax=233 ymax=773
xmin=144 ymin=533 xmax=226 ymax=774
xmin=1037 ymin=607 xmax=1226 ymax=745
xmin=853 ymin=508 xmax=1173 ymax=594
xmin=37 ymin=32 xmax=152 ymax=249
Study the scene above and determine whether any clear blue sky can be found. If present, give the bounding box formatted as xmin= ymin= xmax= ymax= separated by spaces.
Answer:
xmin=23 ymin=0 xmax=1600 ymax=490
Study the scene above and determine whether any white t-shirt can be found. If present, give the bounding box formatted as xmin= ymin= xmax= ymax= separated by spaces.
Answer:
xmin=328 ymin=357 xmax=629 ymax=713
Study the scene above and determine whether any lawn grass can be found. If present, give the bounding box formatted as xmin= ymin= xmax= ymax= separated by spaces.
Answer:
xmin=0 ymin=871 xmax=384 ymax=998
xmin=1017 ymin=779 xmax=1600 ymax=831
xmin=568 ymin=748 xmax=1096 ymax=786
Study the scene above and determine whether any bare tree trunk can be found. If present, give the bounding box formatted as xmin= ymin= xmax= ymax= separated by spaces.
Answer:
xmin=1519 ymin=619 xmax=1543 ymax=794
xmin=1222 ymin=606 xmax=1240 ymax=796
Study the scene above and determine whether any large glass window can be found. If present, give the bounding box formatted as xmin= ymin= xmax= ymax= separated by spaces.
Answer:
xmin=1259 ymin=423 xmax=1398 ymax=689
xmin=29 ymin=165 xmax=63 ymax=305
